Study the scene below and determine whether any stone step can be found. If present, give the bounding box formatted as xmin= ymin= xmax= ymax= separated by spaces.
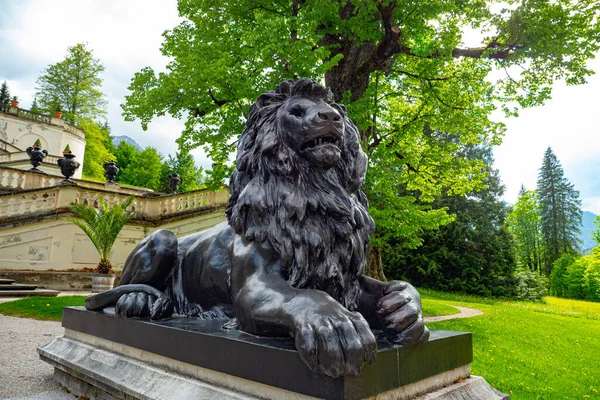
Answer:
xmin=0 ymin=283 xmax=38 ymax=290
xmin=0 ymin=278 xmax=16 ymax=284
xmin=0 ymin=288 xmax=60 ymax=297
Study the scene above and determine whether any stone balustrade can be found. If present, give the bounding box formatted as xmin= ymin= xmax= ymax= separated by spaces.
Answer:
xmin=0 ymin=184 xmax=229 ymax=223
xmin=0 ymin=152 xmax=61 ymax=164
xmin=0 ymin=189 xmax=59 ymax=218
xmin=0 ymin=166 xmax=155 ymax=195
xmin=0 ymin=105 xmax=85 ymax=139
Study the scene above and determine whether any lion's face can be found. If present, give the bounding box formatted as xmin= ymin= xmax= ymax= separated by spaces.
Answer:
xmin=278 ymin=96 xmax=345 ymax=169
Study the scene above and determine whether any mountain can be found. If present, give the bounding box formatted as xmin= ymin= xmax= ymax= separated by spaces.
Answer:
xmin=581 ymin=211 xmax=598 ymax=253
xmin=111 ymin=135 xmax=143 ymax=151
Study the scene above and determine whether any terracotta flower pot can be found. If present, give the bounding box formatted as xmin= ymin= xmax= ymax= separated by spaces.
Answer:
xmin=92 ymin=274 xmax=116 ymax=293
xmin=55 ymin=111 xmax=63 ymax=118
xmin=10 ymin=100 xmax=19 ymax=107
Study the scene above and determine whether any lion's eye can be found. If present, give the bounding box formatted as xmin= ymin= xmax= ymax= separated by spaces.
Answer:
xmin=290 ymin=107 xmax=305 ymax=118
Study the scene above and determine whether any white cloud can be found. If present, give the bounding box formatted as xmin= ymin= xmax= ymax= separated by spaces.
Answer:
xmin=494 ymin=57 xmax=600 ymax=214
xmin=0 ymin=0 xmax=187 ymax=161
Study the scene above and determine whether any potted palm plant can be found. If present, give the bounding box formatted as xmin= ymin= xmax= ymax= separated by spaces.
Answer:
xmin=67 ymin=196 xmax=137 ymax=292
xmin=10 ymin=96 xmax=19 ymax=107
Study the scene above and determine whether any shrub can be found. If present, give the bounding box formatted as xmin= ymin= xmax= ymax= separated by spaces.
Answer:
xmin=514 ymin=269 xmax=548 ymax=301
xmin=550 ymin=254 xmax=576 ymax=297
xmin=584 ymin=256 xmax=600 ymax=302
xmin=566 ymin=258 xmax=588 ymax=300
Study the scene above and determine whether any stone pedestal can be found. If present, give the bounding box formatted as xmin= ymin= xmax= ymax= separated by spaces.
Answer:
xmin=39 ymin=307 xmax=508 ymax=400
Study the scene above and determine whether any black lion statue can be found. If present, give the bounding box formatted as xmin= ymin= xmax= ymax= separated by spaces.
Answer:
xmin=86 ymin=79 xmax=429 ymax=378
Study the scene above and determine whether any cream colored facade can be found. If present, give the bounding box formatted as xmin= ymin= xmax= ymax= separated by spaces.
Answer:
xmin=0 ymin=106 xmax=86 ymax=178
xmin=0 ymin=171 xmax=229 ymax=271
xmin=0 ymin=106 xmax=229 ymax=272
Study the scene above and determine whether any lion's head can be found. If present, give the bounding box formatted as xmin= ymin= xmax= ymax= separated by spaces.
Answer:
xmin=226 ymin=79 xmax=374 ymax=310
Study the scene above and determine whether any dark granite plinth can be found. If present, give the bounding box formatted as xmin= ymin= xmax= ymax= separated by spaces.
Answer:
xmin=61 ymin=307 xmax=472 ymax=400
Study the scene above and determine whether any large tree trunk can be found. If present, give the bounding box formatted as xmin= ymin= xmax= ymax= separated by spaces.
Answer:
xmin=365 ymin=244 xmax=387 ymax=282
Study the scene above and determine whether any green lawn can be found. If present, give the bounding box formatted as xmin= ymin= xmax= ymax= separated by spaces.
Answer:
xmin=0 ymin=296 xmax=87 ymax=321
xmin=422 ymin=298 xmax=461 ymax=317
xmin=2 ymin=291 xmax=599 ymax=399
xmin=421 ymin=290 xmax=600 ymax=399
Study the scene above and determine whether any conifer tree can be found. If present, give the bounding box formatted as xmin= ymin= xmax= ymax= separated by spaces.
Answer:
xmin=536 ymin=147 xmax=582 ymax=274
xmin=0 ymin=81 xmax=10 ymax=109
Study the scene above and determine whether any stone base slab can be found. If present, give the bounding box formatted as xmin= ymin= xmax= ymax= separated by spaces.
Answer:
xmin=40 ymin=332 xmax=507 ymax=400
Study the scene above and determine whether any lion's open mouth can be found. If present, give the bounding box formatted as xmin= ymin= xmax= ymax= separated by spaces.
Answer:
xmin=301 ymin=134 xmax=341 ymax=151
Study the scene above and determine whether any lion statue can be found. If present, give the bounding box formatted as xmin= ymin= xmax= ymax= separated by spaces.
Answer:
xmin=85 ymin=79 xmax=429 ymax=378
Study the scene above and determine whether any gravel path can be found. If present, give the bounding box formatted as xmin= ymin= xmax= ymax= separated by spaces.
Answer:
xmin=0 ymin=293 xmax=91 ymax=399
xmin=424 ymin=305 xmax=484 ymax=323
xmin=0 ymin=315 xmax=70 ymax=399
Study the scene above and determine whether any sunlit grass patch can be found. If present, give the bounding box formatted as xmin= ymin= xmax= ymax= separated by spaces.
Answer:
xmin=0 ymin=296 xmax=87 ymax=321
xmin=421 ymin=298 xmax=461 ymax=317
xmin=422 ymin=290 xmax=600 ymax=399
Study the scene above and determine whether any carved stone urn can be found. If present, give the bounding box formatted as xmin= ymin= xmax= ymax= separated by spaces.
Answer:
xmin=26 ymin=143 xmax=48 ymax=172
xmin=103 ymin=161 xmax=119 ymax=183
xmin=57 ymin=153 xmax=80 ymax=182
xmin=167 ymin=171 xmax=182 ymax=193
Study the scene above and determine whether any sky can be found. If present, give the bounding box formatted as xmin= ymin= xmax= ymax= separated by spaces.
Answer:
xmin=0 ymin=0 xmax=598 ymax=213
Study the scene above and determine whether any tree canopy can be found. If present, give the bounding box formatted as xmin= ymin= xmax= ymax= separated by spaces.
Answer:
xmin=122 ymin=0 xmax=600 ymax=250
xmin=383 ymin=145 xmax=517 ymax=296
xmin=80 ymin=120 xmax=116 ymax=181
xmin=506 ymin=187 xmax=544 ymax=274
xmin=35 ymin=43 xmax=106 ymax=124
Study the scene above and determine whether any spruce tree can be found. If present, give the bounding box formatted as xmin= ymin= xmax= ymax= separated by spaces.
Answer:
xmin=536 ymin=147 xmax=582 ymax=274
xmin=0 ymin=81 xmax=10 ymax=109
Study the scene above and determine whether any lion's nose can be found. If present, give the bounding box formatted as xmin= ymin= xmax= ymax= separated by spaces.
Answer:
xmin=317 ymin=109 xmax=341 ymax=122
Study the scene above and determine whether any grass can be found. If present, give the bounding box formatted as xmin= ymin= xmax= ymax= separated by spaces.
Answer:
xmin=421 ymin=298 xmax=460 ymax=317
xmin=0 ymin=296 xmax=87 ymax=321
xmin=421 ymin=290 xmax=600 ymax=399
xmin=2 ymin=291 xmax=599 ymax=399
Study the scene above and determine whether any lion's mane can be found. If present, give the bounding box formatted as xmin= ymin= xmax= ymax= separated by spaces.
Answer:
xmin=226 ymin=79 xmax=374 ymax=310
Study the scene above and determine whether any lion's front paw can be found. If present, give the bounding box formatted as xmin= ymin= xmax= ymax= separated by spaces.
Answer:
xmin=377 ymin=281 xmax=429 ymax=346
xmin=115 ymin=292 xmax=173 ymax=320
xmin=294 ymin=308 xmax=376 ymax=378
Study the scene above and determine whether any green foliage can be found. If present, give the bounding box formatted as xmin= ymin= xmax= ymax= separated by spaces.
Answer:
xmin=121 ymin=0 xmax=600 ymax=249
xmin=35 ymin=43 xmax=106 ymax=124
xmin=66 ymin=196 xmax=136 ymax=273
xmin=118 ymin=147 xmax=164 ymax=191
xmin=550 ymin=253 xmax=576 ymax=297
xmin=114 ymin=141 xmax=138 ymax=173
xmin=513 ymin=269 xmax=548 ymax=302
xmin=0 ymin=81 xmax=10 ymax=108
xmin=593 ymin=216 xmax=600 ymax=246
xmin=161 ymin=149 xmax=204 ymax=193
xmin=0 ymin=296 xmax=87 ymax=321
xmin=506 ymin=189 xmax=545 ymax=273
xmin=566 ymin=257 xmax=588 ymax=300
xmin=585 ymin=256 xmax=600 ymax=302
xmin=537 ymin=147 xmax=583 ymax=272
xmin=426 ymin=293 xmax=600 ymax=399
xmin=383 ymin=146 xmax=517 ymax=297
xmin=80 ymin=119 xmax=116 ymax=181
